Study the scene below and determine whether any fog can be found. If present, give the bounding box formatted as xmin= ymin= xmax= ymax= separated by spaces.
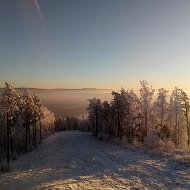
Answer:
xmin=12 ymin=89 xmax=112 ymax=118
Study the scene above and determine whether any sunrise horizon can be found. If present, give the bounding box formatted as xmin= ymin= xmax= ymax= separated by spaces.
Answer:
xmin=1 ymin=0 xmax=190 ymax=90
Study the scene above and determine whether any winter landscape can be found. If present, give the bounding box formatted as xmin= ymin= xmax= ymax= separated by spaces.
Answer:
xmin=0 ymin=81 xmax=190 ymax=189
xmin=1 ymin=0 xmax=190 ymax=189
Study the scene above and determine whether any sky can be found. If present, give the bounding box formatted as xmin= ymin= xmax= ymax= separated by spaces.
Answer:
xmin=0 ymin=0 xmax=190 ymax=90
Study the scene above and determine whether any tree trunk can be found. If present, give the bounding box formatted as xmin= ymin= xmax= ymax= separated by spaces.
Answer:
xmin=34 ymin=121 xmax=37 ymax=147
xmin=92 ymin=115 xmax=95 ymax=136
xmin=161 ymin=101 xmax=164 ymax=129
xmin=75 ymin=120 xmax=77 ymax=130
xmin=0 ymin=130 xmax=2 ymax=161
xmin=117 ymin=111 xmax=120 ymax=139
xmin=95 ymin=110 xmax=98 ymax=136
xmin=185 ymin=111 xmax=189 ymax=146
xmin=108 ymin=119 xmax=111 ymax=138
xmin=28 ymin=125 xmax=31 ymax=146
xmin=40 ymin=123 xmax=42 ymax=144
xmin=187 ymin=124 xmax=190 ymax=146
xmin=145 ymin=110 xmax=148 ymax=137
xmin=32 ymin=125 xmax=35 ymax=145
xmin=10 ymin=136 xmax=13 ymax=156
xmin=6 ymin=113 xmax=10 ymax=164
xmin=175 ymin=115 xmax=179 ymax=148
xmin=25 ymin=126 xmax=28 ymax=152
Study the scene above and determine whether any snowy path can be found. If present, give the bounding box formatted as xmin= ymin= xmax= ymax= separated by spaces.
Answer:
xmin=0 ymin=131 xmax=190 ymax=190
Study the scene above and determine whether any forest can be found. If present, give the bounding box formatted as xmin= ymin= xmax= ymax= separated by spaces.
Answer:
xmin=60 ymin=80 xmax=190 ymax=151
xmin=0 ymin=82 xmax=55 ymax=171
xmin=1 ymin=80 xmax=190 ymax=171
xmin=1 ymin=81 xmax=190 ymax=189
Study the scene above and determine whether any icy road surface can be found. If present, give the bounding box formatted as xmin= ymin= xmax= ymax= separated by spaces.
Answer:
xmin=0 ymin=131 xmax=190 ymax=190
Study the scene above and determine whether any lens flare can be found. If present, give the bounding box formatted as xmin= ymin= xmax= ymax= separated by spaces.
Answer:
xmin=32 ymin=0 xmax=46 ymax=31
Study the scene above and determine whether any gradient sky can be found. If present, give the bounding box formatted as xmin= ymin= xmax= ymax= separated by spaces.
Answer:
xmin=0 ymin=0 xmax=190 ymax=90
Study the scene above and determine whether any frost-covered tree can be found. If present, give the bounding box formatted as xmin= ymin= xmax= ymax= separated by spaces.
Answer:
xmin=41 ymin=107 xmax=55 ymax=137
xmin=0 ymin=82 xmax=55 ymax=168
xmin=153 ymin=88 xmax=169 ymax=139
xmin=32 ymin=94 xmax=42 ymax=146
xmin=126 ymin=90 xmax=143 ymax=143
xmin=171 ymin=87 xmax=182 ymax=147
xmin=21 ymin=90 xmax=36 ymax=152
xmin=87 ymin=99 xmax=95 ymax=135
xmin=83 ymin=81 xmax=190 ymax=150
xmin=139 ymin=80 xmax=155 ymax=139
xmin=87 ymin=98 xmax=102 ymax=136
xmin=111 ymin=88 xmax=131 ymax=140
xmin=102 ymin=101 xmax=111 ymax=137
xmin=180 ymin=90 xmax=190 ymax=145
xmin=169 ymin=87 xmax=189 ymax=148
xmin=0 ymin=82 xmax=21 ymax=163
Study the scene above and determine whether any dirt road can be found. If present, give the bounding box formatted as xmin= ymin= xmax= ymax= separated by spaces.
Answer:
xmin=0 ymin=131 xmax=190 ymax=189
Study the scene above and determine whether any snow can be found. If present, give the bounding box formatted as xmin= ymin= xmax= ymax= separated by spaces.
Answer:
xmin=0 ymin=131 xmax=190 ymax=190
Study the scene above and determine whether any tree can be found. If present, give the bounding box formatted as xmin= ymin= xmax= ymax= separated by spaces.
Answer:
xmin=153 ymin=88 xmax=169 ymax=139
xmin=180 ymin=90 xmax=190 ymax=145
xmin=32 ymin=94 xmax=42 ymax=146
xmin=0 ymin=82 xmax=55 ymax=168
xmin=0 ymin=82 xmax=20 ymax=164
xmin=102 ymin=101 xmax=111 ymax=136
xmin=139 ymin=80 xmax=155 ymax=139
xmin=170 ymin=87 xmax=189 ymax=148
xmin=111 ymin=88 xmax=131 ymax=140
xmin=40 ymin=106 xmax=55 ymax=138
xmin=85 ymin=81 xmax=190 ymax=150
xmin=87 ymin=98 xmax=102 ymax=136
xmin=126 ymin=90 xmax=142 ymax=143
xmin=21 ymin=90 xmax=36 ymax=151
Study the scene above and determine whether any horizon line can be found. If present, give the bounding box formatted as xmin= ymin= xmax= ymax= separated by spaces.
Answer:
xmin=0 ymin=87 xmax=114 ymax=91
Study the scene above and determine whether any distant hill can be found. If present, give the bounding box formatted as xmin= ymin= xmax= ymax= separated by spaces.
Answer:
xmin=0 ymin=88 xmax=112 ymax=118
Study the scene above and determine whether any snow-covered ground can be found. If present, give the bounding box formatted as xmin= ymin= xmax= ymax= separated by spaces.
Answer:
xmin=0 ymin=131 xmax=190 ymax=190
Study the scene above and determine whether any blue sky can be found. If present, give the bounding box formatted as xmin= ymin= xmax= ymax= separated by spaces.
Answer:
xmin=0 ymin=0 xmax=190 ymax=90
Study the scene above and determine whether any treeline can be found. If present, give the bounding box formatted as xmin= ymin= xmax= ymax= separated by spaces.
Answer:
xmin=55 ymin=115 xmax=90 ymax=132
xmin=87 ymin=80 xmax=190 ymax=149
xmin=0 ymin=82 xmax=55 ymax=170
